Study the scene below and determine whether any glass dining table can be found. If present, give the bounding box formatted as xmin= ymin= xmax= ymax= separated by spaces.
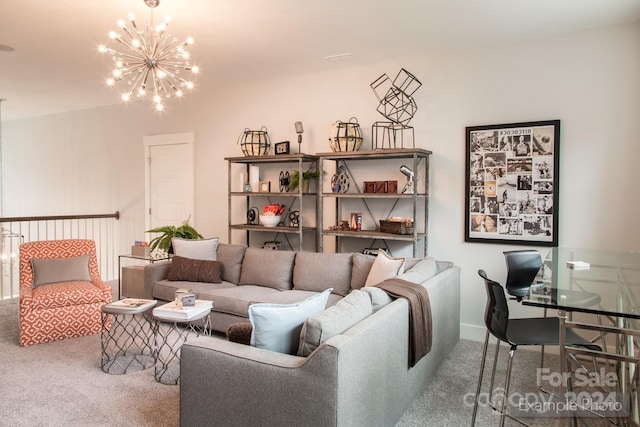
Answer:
xmin=522 ymin=247 xmax=640 ymax=424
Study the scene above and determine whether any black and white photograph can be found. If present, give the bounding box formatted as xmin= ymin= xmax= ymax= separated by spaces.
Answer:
xmin=465 ymin=119 xmax=560 ymax=245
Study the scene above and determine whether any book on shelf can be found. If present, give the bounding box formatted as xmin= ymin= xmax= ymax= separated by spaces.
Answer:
xmin=106 ymin=298 xmax=157 ymax=313
xmin=152 ymin=300 xmax=213 ymax=320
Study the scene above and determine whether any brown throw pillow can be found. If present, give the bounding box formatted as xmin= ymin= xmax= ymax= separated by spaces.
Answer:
xmin=167 ymin=255 xmax=222 ymax=283
xmin=227 ymin=323 xmax=252 ymax=345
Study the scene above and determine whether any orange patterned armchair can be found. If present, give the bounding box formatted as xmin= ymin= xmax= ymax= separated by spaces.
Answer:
xmin=19 ymin=239 xmax=112 ymax=346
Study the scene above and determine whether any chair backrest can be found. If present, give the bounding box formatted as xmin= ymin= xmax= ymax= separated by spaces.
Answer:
xmin=478 ymin=269 xmax=512 ymax=345
xmin=503 ymin=250 xmax=542 ymax=301
xmin=19 ymin=239 xmax=100 ymax=289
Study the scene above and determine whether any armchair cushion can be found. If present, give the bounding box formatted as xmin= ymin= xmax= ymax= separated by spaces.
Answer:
xmin=30 ymin=255 xmax=91 ymax=288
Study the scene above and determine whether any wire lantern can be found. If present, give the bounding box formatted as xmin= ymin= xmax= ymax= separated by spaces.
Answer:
xmin=328 ymin=117 xmax=363 ymax=152
xmin=238 ymin=126 xmax=271 ymax=156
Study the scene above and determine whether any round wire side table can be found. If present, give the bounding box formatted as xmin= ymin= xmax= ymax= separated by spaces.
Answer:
xmin=100 ymin=299 xmax=157 ymax=375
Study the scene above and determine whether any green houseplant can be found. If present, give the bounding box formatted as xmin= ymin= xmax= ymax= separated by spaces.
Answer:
xmin=146 ymin=216 xmax=203 ymax=253
xmin=289 ymin=165 xmax=322 ymax=192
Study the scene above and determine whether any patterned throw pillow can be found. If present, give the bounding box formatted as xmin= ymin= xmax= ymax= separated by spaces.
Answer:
xmin=167 ymin=255 xmax=222 ymax=283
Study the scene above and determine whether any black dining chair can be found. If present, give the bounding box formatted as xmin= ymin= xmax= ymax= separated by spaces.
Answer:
xmin=471 ymin=270 xmax=602 ymax=427
xmin=504 ymin=250 xmax=606 ymax=369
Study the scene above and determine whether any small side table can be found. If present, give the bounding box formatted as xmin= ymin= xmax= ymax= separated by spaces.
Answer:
xmin=101 ymin=299 xmax=157 ymax=375
xmin=118 ymin=254 xmax=170 ymax=300
xmin=153 ymin=308 xmax=212 ymax=385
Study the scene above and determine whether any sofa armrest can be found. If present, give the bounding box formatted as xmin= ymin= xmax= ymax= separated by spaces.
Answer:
xmin=180 ymin=337 xmax=341 ymax=427
xmin=143 ymin=260 xmax=172 ymax=300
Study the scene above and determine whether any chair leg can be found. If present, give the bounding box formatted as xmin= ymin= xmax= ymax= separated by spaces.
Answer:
xmin=489 ymin=337 xmax=501 ymax=405
xmin=472 ymin=329 xmax=491 ymax=426
xmin=500 ymin=346 xmax=517 ymax=427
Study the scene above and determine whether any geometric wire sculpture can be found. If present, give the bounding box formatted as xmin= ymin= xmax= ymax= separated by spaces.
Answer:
xmin=370 ymin=68 xmax=421 ymax=149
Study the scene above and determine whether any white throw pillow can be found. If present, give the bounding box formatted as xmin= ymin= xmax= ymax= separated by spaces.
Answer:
xmin=364 ymin=250 xmax=405 ymax=287
xmin=248 ymin=288 xmax=332 ymax=354
xmin=171 ymin=237 xmax=219 ymax=261
xmin=398 ymin=257 xmax=438 ymax=284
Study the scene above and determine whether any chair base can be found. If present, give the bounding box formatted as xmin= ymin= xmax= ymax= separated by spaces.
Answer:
xmin=19 ymin=302 xmax=104 ymax=346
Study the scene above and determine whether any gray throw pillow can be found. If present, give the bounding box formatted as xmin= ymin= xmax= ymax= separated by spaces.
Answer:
xmin=350 ymin=253 xmax=376 ymax=290
xmin=238 ymin=247 xmax=296 ymax=291
xmin=30 ymin=255 xmax=91 ymax=288
xmin=292 ymin=252 xmax=352 ymax=296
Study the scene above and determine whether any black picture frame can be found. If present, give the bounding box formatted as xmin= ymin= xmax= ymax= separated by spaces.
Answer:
xmin=274 ymin=141 xmax=290 ymax=155
xmin=464 ymin=119 xmax=560 ymax=246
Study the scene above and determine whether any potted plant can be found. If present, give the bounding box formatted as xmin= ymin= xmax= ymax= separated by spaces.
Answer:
xmin=146 ymin=216 xmax=203 ymax=254
xmin=289 ymin=165 xmax=322 ymax=192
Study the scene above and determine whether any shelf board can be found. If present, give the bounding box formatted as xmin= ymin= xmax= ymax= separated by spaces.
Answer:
xmin=231 ymin=224 xmax=316 ymax=233
xmin=316 ymin=148 xmax=432 ymax=160
xmin=321 ymin=192 xmax=425 ymax=198
xmin=322 ymin=229 xmax=427 ymax=241
xmin=225 ymin=153 xmax=318 ymax=163
xmin=230 ymin=191 xmax=317 ymax=197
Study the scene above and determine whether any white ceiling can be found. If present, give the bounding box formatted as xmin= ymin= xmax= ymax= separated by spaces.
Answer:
xmin=1 ymin=0 xmax=639 ymax=122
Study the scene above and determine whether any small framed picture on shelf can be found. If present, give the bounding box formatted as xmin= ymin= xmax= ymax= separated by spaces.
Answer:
xmin=274 ymin=141 xmax=290 ymax=155
xmin=259 ymin=181 xmax=271 ymax=192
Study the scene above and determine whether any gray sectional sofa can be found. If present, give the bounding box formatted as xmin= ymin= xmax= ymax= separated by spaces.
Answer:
xmin=143 ymin=243 xmax=460 ymax=426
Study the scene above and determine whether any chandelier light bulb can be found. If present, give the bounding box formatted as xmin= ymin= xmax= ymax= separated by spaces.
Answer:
xmin=99 ymin=0 xmax=199 ymax=112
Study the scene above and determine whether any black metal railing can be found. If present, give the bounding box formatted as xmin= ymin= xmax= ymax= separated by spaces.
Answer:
xmin=0 ymin=212 xmax=120 ymax=299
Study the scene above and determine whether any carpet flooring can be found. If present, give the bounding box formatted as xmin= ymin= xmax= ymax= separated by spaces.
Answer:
xmin=0 ymin=298 xmax=620 ymax=426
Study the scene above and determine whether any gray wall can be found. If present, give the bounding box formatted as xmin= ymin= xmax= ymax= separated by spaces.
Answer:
xmin=3 ymin=22 xmax=639 ymax=340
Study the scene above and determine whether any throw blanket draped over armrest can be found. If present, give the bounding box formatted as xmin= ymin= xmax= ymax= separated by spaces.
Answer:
xmin=375 ymin=278 xmax=432 ymax=367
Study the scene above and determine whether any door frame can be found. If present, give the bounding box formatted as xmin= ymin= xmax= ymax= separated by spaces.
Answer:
xmin=143 ymin=132 xmax=195 ymax=233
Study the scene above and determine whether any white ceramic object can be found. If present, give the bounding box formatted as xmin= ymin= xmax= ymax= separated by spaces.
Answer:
xmin=260 ymin=215 xmax=281 ymax=227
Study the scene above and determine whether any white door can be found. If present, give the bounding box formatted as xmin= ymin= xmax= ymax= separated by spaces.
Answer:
xmin=144 ymin=133 xmax=195 ymax=232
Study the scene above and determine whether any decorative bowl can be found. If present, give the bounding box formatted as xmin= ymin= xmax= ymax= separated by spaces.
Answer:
xmin=260 ymin=215 xmax=281 ymax=227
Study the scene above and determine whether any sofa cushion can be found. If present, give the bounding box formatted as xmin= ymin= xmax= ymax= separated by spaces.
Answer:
xmin=172 ymin=237 xmax=219 ymax=261
xmin=167 ymin=256 xmax=222 ymax=283
xmin=359 ymin=287 xmax=393 ymax=312
xmin=152 ymin=279 xmax=236 ymax=302
xmin=201 ymin=285 xmax=280 ymax=317
xmin=364 ymin=250 xmax=405 ymax=286
xmin=293 ymin=252 xmax=352 ymax=296
xmin=239 ymin=248 xmax=296 ymax=291
xmin=216 ymin=244 xmax=247 ymax=284
xmin=298 ymin=289 xmax=372 ymax=356
xmin=249 ymin=289 xmax=332 ymax=354
xmin=30 ymin=255 xmax=91 ymax=288
xmin=350 ymin=253 xmax=376 ymax=290
xmin=398 ymin=257 xmax=438 ymax=284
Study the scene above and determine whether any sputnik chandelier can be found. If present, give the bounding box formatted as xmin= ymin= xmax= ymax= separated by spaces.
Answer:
xmin=98 ymin=0 xmax=199 ymax=111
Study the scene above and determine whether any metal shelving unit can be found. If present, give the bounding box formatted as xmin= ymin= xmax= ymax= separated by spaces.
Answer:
xmin=226 ymin=154 xmax=319 ymax=251
xmin=317 ymin=148 xmax=431 ymax=257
